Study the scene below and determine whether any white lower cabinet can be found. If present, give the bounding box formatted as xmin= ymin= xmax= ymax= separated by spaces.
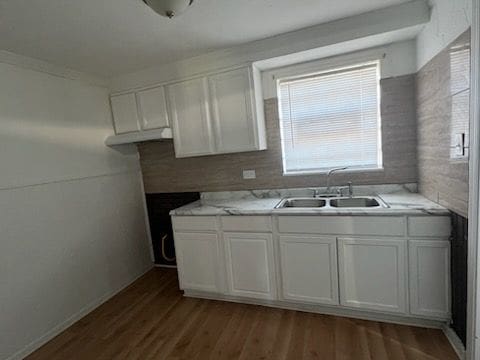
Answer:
xmin=338 ymin=237 xmax=407 ymax=314
xmin=279 ymin=235 xmax=338 ymax=305
xmin=409 ymin=239 xmax=450 ymax=319
xmin=174 ymin=232 xmax=224 ymax=293
xmin=172 ymin=215 xmax=451 ymax=323
xmin=223 ymin=232 xmax=277 ymax=300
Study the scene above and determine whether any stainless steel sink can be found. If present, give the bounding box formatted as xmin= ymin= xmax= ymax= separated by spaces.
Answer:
xmin=275 ymin=196 xmax=387 ymax=209
xmin=275 ymin=198 xmax=327 ymax=208
xmin=329 ymin=197 xmax=382 ymax=208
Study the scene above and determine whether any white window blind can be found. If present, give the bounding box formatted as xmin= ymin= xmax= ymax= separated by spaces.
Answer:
xmin=278 ymin=61 xmax=382 ymax=174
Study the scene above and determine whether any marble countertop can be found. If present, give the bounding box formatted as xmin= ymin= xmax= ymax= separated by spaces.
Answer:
xmin=170 ymin=187 xmax=449 ymax=216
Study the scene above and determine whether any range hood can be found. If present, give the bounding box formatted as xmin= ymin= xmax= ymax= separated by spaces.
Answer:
xmin=105 ymin=127 xmax=173 ymax=146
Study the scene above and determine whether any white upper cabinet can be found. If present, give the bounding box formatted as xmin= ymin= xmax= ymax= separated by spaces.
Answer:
xmin=209 ymin=67 xmax=263 ymax=153
xmin=108 ymin=65 xmax=266 ymax=153
xmin=167 ymin=77 xmax=215 ymax=157
xmin=136 ymin=86 xmax=169 ymax=130
xmin=110 ymin=86 xmax=170 ymax=141
xmin=167 ymin=66 xmax=266 ymax=157
xmin=110 ymin=93 xmax=140 ymax=134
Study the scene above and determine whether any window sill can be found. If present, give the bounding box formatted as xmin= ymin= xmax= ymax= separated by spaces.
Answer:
xmin=282 ymin=167 xmax=384 ymax=177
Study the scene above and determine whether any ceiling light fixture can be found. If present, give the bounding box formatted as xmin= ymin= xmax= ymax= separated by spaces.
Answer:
xmin=143 ymin=0 xmax=194 ymax=19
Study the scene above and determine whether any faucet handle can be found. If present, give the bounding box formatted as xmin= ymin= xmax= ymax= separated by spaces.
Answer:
xmin=308 ymin=188 xmax=319 ymax=197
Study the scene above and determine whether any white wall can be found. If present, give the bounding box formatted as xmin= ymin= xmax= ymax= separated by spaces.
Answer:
xmin=110 ymin=0 xmax=429 ymax=92
xmin=261 ymin=40 xmax=417 ymax=99
xmin=0 ymin=59 xmax=153 ymax=360
xmin=0 ymin=60 xmax=138 ymax=189
xmin=416 ymin=0 xmax=472 ymax=69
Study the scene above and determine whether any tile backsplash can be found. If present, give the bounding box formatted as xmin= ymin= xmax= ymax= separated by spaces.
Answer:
xmin=138 ymin=74 xmax=418 ymax=193
xmin=200 ymin=183 xmax=418 ymax=201
xmin=416 ymin=30 xmax=470 ymax=217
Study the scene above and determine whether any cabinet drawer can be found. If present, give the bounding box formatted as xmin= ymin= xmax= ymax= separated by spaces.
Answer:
xmin=172 ymin=216 xmax=217 ymax=231
xmin=221 ymin=216 xmax=272 ymax=232
xmin=277 ymin=216 xmax=405 ymax=236
xmin=407 ymin=216 xmax=451 ymax=237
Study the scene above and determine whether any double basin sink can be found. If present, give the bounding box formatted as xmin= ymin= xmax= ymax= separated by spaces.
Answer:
xmin=275 ymin=196 xmax=388 ymax=209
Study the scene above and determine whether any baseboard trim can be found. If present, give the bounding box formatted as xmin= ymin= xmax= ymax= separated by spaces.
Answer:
xmin=154 ymin=264 xmax=177 ymax=269
xmin=184 ymin=290 xmax=448 ymax=329
xmin=6 ymin=265 xmax=154 ymax=360
xmin=442 ymin=325 xmax=466 ymax=359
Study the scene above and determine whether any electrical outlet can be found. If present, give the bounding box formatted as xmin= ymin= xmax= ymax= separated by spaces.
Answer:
xmin=242 ymin=170 xmax=256 ymax=179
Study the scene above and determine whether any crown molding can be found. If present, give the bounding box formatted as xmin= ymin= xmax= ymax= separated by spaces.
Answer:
xmin=0 ymin=50 xmax=109 ymax=87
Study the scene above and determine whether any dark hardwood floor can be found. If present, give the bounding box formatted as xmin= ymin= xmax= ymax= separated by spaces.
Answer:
xmin=26 ymin=268 xmax=458 ymax=360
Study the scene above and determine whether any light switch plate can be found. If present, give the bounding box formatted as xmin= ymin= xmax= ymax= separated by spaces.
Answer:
xmin=242 ymin=170 xmax=256 ymax=179
xmin=453 ymin=133 xmax=465 ymax=157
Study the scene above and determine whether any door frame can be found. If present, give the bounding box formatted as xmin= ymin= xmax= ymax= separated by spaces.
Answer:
xmin=467 ymin=0 xmax=480 ymax=358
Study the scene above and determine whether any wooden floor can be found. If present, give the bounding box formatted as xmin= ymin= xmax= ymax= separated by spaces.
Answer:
xmin=27 ymin=268 xmax=458 ymax=360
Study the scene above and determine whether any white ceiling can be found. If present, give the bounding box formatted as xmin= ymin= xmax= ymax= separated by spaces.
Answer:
xmin=0 ymin=0 xmax=411 ymax=78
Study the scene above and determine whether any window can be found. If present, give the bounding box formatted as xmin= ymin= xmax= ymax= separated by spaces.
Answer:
xmin=277 ymin=61 xmax=382 ymax=175
xmin=449 ymin=44 xmax=470 ymax=160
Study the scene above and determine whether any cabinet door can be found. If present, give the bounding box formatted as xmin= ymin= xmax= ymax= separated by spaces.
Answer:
xmin=224 ymin=232 xmax=276 ymax=300
xmin=137 ymin=86 xmax=169 ymax=130
xmin=338 ymin=237 xmax=407 ymax=313
xmin=409 ymin=240 xmax=450 ymax=319
xmin=167 ymin=78 xmax=214 ymax=157
xmin=280 ymin=235 xmax=338 ymax=305
xmin=174 ymin=232 xmax=223 ymax=293
xmin=209 ymin=67 xmax=258 ymax=153
xmin=110 ymin=93 xmax=140 ymax=134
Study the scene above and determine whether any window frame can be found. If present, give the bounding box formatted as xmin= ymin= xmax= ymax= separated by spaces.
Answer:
xmin=274 ymin=57 xmax=384 ymax=176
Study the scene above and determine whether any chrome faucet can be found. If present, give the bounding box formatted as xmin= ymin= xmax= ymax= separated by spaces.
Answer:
xmin=338 ymin=181 xmax=354 ymax=197
xmin=325 ymin=166 xmax=348 ymax=194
